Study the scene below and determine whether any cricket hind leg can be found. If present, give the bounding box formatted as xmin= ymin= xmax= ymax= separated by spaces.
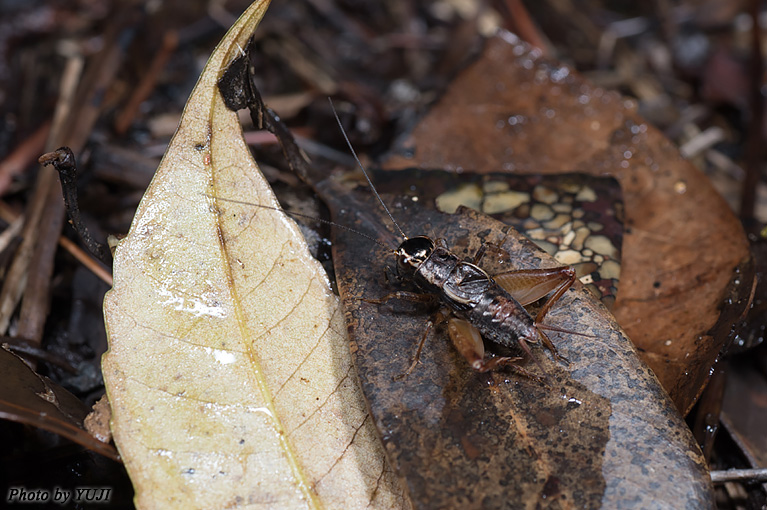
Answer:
xmin=493 ymin=266 xmax=580 ymax=364
xmin=534 ymin=327 xmax=569 ymax=364
xmin=448 ymin=317 xmax=544 ymax=383
xmin=475 ymin=236 xmax=588 ymax=366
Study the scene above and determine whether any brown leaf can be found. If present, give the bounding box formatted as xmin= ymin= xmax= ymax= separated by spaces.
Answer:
xmin=0 ymin=347 xmax=119 ymax=461
xmin=318 ymin=175 xmax=713 ymax=508
xmin=383 ymin=32 xmax=754 ymax=415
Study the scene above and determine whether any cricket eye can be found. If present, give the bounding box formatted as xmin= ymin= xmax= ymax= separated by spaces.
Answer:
xmin=396 ymin=236 xmax=434 ymax=273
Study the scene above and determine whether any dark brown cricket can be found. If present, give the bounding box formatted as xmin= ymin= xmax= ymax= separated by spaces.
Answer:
xmin=369 ymin=233 xmax=579 ymax=378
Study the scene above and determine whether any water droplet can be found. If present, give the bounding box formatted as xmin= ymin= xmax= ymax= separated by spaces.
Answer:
xmin=551 ymin=66 xmax=570 ymax=83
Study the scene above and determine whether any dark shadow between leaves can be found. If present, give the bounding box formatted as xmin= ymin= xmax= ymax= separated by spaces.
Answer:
xmin=0 ymin=347 xmax=119 ymax=462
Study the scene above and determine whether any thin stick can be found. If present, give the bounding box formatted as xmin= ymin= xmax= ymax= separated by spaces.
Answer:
xmin=0 ymin=121 xmax=51 ymax=195
xmin=740 ymin=0 xmax=763 ymax=221
xmin=114 ymin=30 xmax=178 ymax=134
xmin=58 ymin=237 xmax=113 ymax=287
xmin=711 ymin=468 xmax=767 ymax=484
xmin=0 ymin=204 xmax=112 ymax=287
xmin=0 ymin=55 xmax=82 ymax=336
xmin=38 ymin=147 xmax=110 ymax=263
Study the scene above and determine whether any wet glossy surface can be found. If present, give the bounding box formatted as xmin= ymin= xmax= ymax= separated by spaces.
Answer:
xmin=324 ymin=178 xmax=713 ymax=509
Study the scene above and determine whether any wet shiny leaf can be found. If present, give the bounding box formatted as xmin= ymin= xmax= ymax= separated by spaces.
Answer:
xmin=317 ymin=176 xmax=713 ymax=509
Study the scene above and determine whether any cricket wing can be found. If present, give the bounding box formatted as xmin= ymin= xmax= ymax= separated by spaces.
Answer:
xmin=493 ymin=267 xmax=575 ymax=306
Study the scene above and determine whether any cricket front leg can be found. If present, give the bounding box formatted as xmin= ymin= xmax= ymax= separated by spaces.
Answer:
xmin=363 ymin=291 xmax=438 ymax=306
xmin=394 ymin=307 xmax=451 ymax=380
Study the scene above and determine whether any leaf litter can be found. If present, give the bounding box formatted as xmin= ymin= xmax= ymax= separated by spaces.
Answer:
xmin=1 ymin=0 xmax=763 ymax=508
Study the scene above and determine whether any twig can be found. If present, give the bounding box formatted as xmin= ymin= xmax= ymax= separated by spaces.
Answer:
xmin=502 ymin=0 xmax=553 ymax=57
xmin=1 ymin=337 xmax=78 ymax=373
xmin=0 ymin=122 xmax=51 ymax=195
xmin=711 ymin=468 xmax=767 ymax=484
xmin=13 ymin=6 xmax=137 ymax=345
xmin=740 ymin=0 xmax=764 ymax=221
xmin=38 ymin=148 xmax=110 ymax=264
xmin=0 ymin=203 xmax=112 ymax=287
xmin=58 ymin=237 xmax=112 ymax=287
xmin=218 ymin=36 xmax=313 ymax=184
xmin=114 ymin=30 xmax=178 ymax=134
xmin=0 ymin=55 xmax=83 ymax=337
xmin=0 ymin=215 xmax=24 ymax=258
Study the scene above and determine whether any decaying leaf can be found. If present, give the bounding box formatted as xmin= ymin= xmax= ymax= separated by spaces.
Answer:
xmin=317 ymin=174 xmax=714 ymax=509
xmin=102 ymin=2 xmax=407 ymax=508
xmin=83 ymin=393 xmax=112 ymax=444
xmin=384 ymin=31 xmax=754 ymax=415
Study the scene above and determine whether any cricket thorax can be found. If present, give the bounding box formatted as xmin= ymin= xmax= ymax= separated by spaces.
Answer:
xmin=442 ymin=262 xmax=493 ymax=309
xmin=410 ymin=245 xmax=459 ymax=293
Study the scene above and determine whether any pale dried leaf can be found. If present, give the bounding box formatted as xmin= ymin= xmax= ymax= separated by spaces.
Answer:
xmin=102 ymin=2 xmax=406 ymax=508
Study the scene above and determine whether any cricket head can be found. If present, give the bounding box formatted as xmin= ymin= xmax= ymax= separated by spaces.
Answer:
xmin=396 ymin=236 xmax=434 ymax=276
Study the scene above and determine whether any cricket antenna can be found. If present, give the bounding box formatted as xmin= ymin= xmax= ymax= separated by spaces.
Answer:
xmin=328 ymin=98 xmax=408 ymax=241
xmin=204 ymin=194 xmax=395 ymax=251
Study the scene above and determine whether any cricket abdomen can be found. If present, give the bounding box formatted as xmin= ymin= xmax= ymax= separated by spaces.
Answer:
xmin=459 ymin=290 xmax=537 ymax=350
